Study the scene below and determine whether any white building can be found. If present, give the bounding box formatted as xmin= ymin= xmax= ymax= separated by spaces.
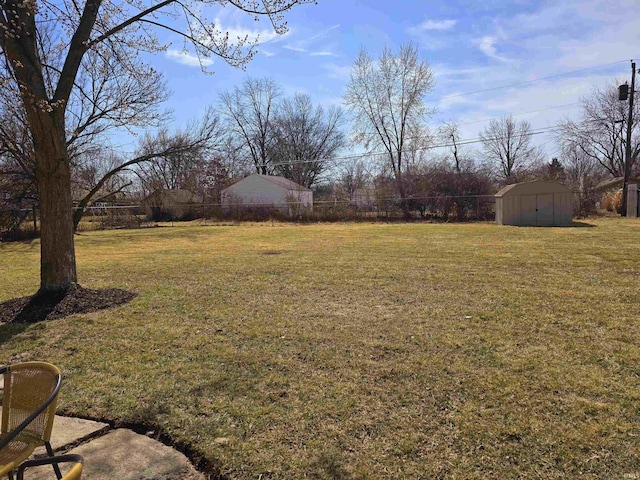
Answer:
xmin=221 ymin=174 xmax=313 ymax=216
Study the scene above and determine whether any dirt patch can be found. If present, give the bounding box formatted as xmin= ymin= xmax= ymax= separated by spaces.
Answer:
xmin=0 ymin=285 xmax=137 ymax=324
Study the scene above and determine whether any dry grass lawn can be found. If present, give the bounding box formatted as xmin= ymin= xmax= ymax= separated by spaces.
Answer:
xmin=1 ymin=218 xmax=640 ymax=479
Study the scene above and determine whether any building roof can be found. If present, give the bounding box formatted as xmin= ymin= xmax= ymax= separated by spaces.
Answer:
xmin=594 ymin=177 xmax=640 ymax=192
xmin=144 ymin=189 xmax=201 ymax=204
xmin=495 ymin=180 xmax=571 ymax=197
xmin=255 ymin=174 xmax=311 ymax=191
xmin=223 ymin=174 xmax=311 ymax=193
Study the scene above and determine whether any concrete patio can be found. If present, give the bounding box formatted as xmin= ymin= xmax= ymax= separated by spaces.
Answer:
xmin=25 ymin=414 xmax=204 ymax=480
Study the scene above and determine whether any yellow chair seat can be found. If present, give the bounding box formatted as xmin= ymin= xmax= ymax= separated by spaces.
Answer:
xmin=0 ymin=431 xmax=41 ymax=476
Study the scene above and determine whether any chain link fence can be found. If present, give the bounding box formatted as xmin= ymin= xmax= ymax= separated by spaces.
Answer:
xmin=3 ymin=190 xmax=607 ymax=240
xmin=67 ymin=195 xmax=498 ymax=230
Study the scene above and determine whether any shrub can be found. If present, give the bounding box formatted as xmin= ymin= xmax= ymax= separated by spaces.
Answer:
xmin=601 ymin=189 xmax=622 ymax=213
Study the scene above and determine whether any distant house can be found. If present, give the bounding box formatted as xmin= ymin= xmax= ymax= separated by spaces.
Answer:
xmin=221 ymin=174 xmax=313 ymax=216
xmin=594 ymin=176 xmax=640 ymax=193
xmin=141 ymin=189 xmax=201 ymax=221
xmin=350 ymin=188 xmax=375 ymax=209
xmin=594 ymin=177 xmax=640 ymax=216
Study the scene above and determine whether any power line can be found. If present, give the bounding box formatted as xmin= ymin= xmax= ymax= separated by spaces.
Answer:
xmin=431 ymin=58 xmax=636 ymax=102
xmin=357 ymin=101 xmax=583 ymax=141
xmin=258 ymin=124 xmax=564 ymax=168
xmin=456 ymin=102 xmax=580 ymax=127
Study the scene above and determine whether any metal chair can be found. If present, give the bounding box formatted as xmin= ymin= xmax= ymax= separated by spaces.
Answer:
xmin=0 ymin=362 xmax=62 ymax=480
xmin=17 ymin=455 xmax=82 ymax=480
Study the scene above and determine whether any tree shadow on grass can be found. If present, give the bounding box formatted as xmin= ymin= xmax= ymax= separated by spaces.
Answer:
xmin=0 ymin=285 xmax=137 ymax=345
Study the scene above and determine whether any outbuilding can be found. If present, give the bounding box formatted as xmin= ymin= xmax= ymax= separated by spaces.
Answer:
xmin=221 ymin=174 xmax=313 ymax=216
xmin=495 ymin=180 xmax=573 ymax=226
xmin=141 ymin=189 xmax=201 ymax=221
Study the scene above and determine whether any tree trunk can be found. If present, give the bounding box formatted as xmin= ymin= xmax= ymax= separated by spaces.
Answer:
xmin=32 ymin=113 xmax=77 ymax=294
xmin=394 ymin=164 xmax=411 ymax=218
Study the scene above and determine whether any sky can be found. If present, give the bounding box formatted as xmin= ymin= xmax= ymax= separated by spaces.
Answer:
xmin=137 ymin=0 xmax=640 ymax=162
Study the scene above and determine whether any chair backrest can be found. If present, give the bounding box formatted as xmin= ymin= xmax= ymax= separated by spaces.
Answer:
xmin=1 ymin=362 xmax=61 ymax=443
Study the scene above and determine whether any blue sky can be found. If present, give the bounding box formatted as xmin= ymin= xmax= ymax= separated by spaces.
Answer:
xmin=139 ymin=0 xmax=640 ymax=160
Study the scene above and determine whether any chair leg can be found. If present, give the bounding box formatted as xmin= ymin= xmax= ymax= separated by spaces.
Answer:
xmin=44 ymin=442 xmax=62 ymax=480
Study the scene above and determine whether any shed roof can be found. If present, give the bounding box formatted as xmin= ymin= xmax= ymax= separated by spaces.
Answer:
xmin=495 ymin=180 xmax=571 ymax=197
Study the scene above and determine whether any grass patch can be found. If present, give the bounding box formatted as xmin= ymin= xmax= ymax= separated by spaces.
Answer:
xmin=2 ymin=219 xmax=640 ymax=478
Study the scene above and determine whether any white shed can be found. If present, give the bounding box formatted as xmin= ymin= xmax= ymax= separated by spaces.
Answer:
xmin=495 ymin=181 xmax=573 ymax=226
xmin=221 ymin=174 xmax=313 ymax=216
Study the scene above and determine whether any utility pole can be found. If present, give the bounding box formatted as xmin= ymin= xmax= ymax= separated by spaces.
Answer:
xmin=622 ymin=61 xmax=636 ymax=216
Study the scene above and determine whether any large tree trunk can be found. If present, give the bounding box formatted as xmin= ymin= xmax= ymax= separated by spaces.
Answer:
xmin=3 ymin=0 xmax=81 ymax=295
xmin=394 ymin=162 xmax=411 ymax=218
xmin=31 ymin=112 xmax=78 ymax=294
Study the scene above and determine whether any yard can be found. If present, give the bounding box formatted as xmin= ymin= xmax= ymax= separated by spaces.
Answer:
xmin=1 ymin=219 xmax=640 ymax=479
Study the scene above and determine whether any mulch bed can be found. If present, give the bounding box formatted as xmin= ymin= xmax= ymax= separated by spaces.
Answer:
xmin=0 ymin=285 xmax=137 ymax=324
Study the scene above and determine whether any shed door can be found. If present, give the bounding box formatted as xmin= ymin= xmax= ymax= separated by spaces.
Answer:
xmin=536 ymin=194 xmax=554 ymax=226
xmin=520 ymin=195 xmax=537 ymax=226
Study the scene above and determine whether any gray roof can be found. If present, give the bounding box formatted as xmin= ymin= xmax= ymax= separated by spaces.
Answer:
xmin=256 ymin=174 xmax=311 ymax=191
xmin=495 ymin=180 xmax=571 ymax=197
xmin=594 ymin=177 xmax=640 ymax=192
xmin=224 ymin=174 xmax=311 ymax=192
xmin=144 ymin=189 xmax=200 ymax=203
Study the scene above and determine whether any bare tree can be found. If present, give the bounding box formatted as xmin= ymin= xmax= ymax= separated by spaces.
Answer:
xmin=561 ymin=143 xmax=602 ymax=217
xmin=344 ymin=43 xmax=435 ymax=211
xmin=0 ymin=84 xmax=39 ymax=237
xmin=0 ymin=56 xmax=213 ymax=231
xmin=0 ymin=146 xmax=37 ymax=237
xmin=72 ymin=148 xmax=132 ymax=208
xmin=480 ymin=115 xmax=540 ymax=182
xmin=337 ymin=158 xmax=370 ymax=203
xmin=268 ymin=93 xmax=345 ymax=188
xmin=214 ymin=135 xmax=254 ymax=181
xmin=437 ymin=120 xmax=475 ymax=174
xmin=560 ymin=83 xmax=639 ymax=178
xmin=218 ymin=77 xmax=281 ymax=175
xmin=75 ymin=112 xmax=222 ymax=229
xmin=0 ymin=0 xmax=314 ymax=294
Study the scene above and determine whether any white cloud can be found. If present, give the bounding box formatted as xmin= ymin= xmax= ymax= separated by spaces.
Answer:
xmin=322 ymin=63 xmax=351 ymax=80
xmin=217 ymin=21 xmax=284 ymax=45
xmin=213 ymin=7 xmax=291 ymax=46
xmin=307 ymin=24 xmax=341 ymax=42
xmin=310 ymin=51 xmax=340 ymax=57
xmin=481 ymin=0 xmax=639 ymax=69
xmin=474 ymin=36 xmax=508 ymax=62
xmin=406 ymin=19 xmax=457 ymax=50
xmin=417 ymin=19 xmax=457 ymax=31
xmin=431 ymin=64 xmax=492 ymax=79
xmin=438 ymin=94 xmax=481 ymax=111
xmin=165 ymin=49 xmax=214 ymax=67
xmin=283 ymin=24 xmax=341 ymax=58
xmin=283 ymin=45 xmax=307 ymax=53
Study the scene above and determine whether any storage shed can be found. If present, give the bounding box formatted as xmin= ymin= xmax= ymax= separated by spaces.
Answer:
xmin=495 ymin=181 xmax=573 ymax=226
